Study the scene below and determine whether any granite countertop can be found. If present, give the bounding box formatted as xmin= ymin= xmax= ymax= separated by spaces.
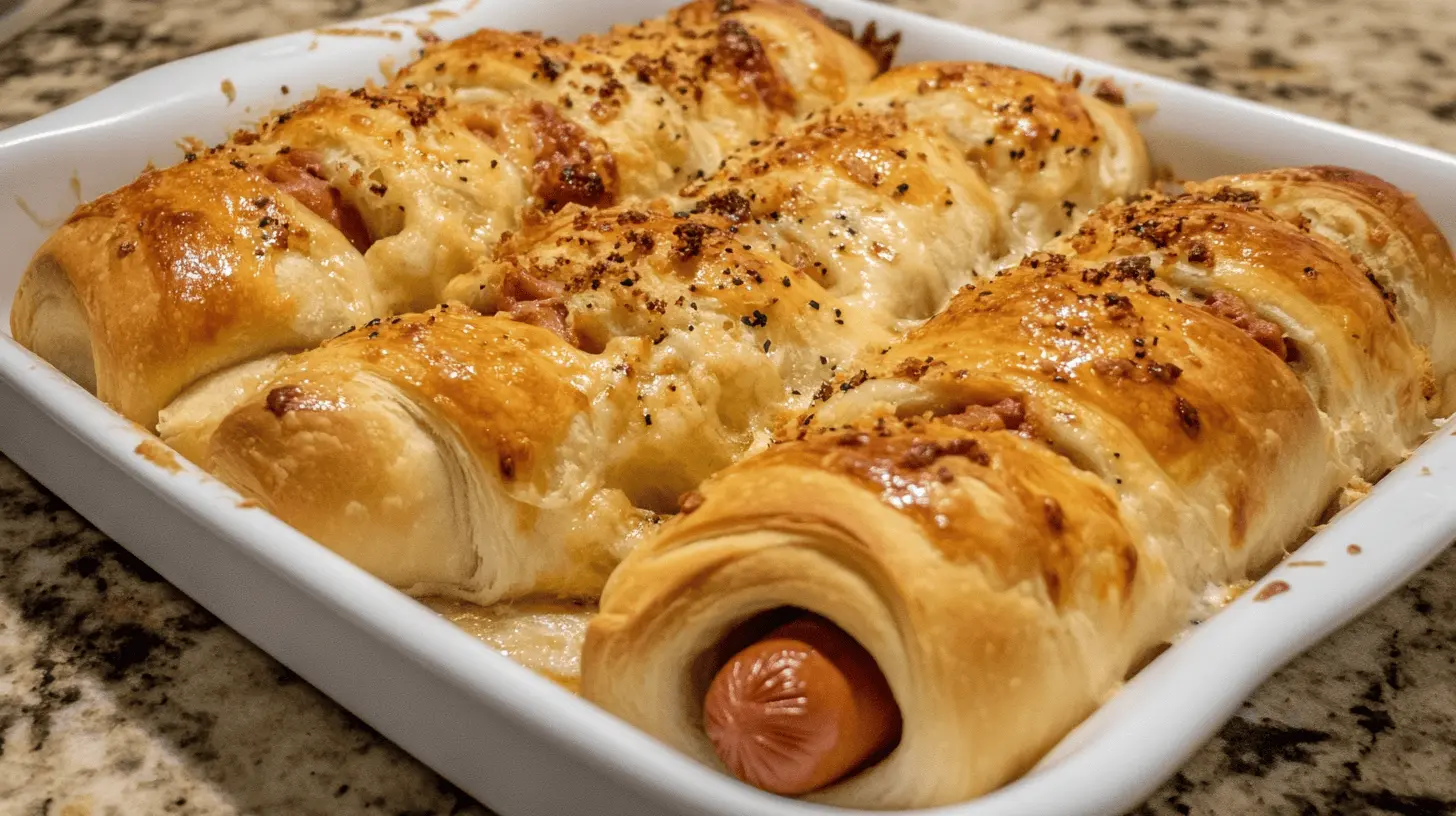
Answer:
xmin=2 ymin=0 xmax=1455 ymax=813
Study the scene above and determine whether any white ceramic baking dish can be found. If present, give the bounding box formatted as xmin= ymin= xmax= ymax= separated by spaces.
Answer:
xmin=3 ymin=1 xmax=1455 ymax=813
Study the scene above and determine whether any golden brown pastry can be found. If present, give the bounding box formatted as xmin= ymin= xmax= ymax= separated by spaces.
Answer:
xmin=180 ymin=60 xmax=1150 ymax=610
xmin=10 ymin=0 xmax=881 ymax=429
xmin=580 ymin=168 xmax=1452 ymax=808
xmin=441 ymin=62 xmax=1148 ymax=343
xmin=672 ymin=61 xmax=1149 ymax=328
xmin=203 ymin=224 xmax=883 ymax=606
xmin=399 ymin=0 xmax=893 ymax=203
xmin=1185 ymin=166 xmax=1456 ymax=414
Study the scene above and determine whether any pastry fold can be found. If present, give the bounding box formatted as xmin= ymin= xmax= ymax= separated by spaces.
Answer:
xmin=580 ymin=169 xmax=1451 ymax=808
xmin=10 ymin=0 xmax=880 ymax=428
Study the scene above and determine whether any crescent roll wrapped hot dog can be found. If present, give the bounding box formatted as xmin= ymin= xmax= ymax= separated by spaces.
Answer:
xmin=175 ymin=61 xmax=1150 ymax=611
xmin=440 ymin=59 xmax=1147 ymax=351
xmin=673 ymin=61 xmax=1148 ymax=327
xmin=1183 ymin=167 xmax=1456 ymax=413
xmin=580 ymin=168 xmax=1452 ymax=808
xmin=10 ymin=0 xmax=881 ymax=429
xmin=399 ymin=0 xmax=898 ymax=203
xmin=205 ymin=222 xmax=887 ymax=606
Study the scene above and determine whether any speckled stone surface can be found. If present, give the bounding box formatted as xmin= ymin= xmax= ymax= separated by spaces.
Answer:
xmin=2 ymin=1 xmax=1456 ymax=814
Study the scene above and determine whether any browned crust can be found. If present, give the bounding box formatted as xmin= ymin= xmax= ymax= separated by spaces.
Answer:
xmin=526 ymin=102 xmax=619 ymax=211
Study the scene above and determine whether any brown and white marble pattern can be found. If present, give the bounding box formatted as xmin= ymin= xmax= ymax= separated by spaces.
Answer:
xmin=2 ymin=1 xmax=1455 ymax=814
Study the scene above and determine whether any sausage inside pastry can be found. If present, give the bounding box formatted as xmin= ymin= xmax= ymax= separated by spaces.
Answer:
xmin=175 ymin=60 xmax=1150 ymax=612
xmin=10 ymin=0 xmax=881 ymax=428
xmin=580 ymin=167 xmax=1453 ymax=808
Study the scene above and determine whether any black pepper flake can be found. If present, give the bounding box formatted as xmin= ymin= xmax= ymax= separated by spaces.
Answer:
xmin=184 ymin=152 xmax=198 ymax=162
xmin=620 ymin=278 xmax=634 ymax=287
xmin=782 ymin=276 xmax=791 ymax=287
xmin=762 ymin=339 xmax=772 ymax=352
xmin=230 ymin=159 xmax=248 ymax=170
xmin=370 ymin=183 xmax=388 ymax=196
xmin=692 ymin=189 xmax=752 ymax=223
xmin=741 ymin=309 xmax=768 ymax=328
xmin=644 ymin=413 xmax=653 ymax=426
xmin=894 ymin=182 xmax=909 ymax=196
xmin=1174 ymin=396 xmax=1201 ymax=437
